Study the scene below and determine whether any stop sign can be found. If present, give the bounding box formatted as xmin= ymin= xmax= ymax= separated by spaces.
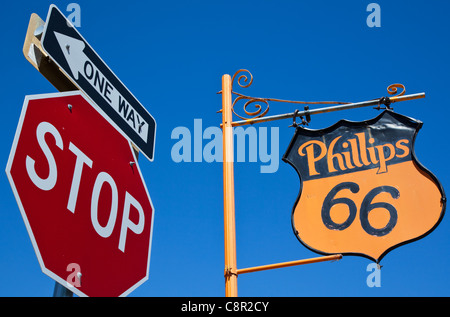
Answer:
xmin=5 ymin=91 xmax=155 ymax=297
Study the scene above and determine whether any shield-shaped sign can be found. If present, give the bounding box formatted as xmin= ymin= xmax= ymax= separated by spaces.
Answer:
xmin=283 ymin=110 xmax=445 ymax=263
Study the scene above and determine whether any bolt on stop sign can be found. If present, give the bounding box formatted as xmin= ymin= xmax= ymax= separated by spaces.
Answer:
xmin=5 ymin=91 xmax=155 ymax=297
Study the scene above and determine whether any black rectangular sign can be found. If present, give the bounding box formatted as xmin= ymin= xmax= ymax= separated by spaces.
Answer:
xmin=41 ymin=5 xmax=156 ymax=161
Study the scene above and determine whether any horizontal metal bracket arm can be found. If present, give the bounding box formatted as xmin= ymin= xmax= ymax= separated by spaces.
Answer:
xmin=224 ymin=254 xmax=342 ymax=279
xmin=236 ymin=254 xmax=343 ymax=275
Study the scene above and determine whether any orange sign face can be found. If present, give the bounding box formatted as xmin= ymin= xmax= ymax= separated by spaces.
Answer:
xmin=283 ymin=110 xmax=446 ymax=263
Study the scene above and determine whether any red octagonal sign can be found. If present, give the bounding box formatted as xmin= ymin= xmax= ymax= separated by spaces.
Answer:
xmin=6 ymin=91 xmax=155 ymax=297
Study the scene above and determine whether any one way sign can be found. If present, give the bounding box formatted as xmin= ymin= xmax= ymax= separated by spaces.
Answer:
xmin=41 ymin=5 xmax=156 ymax=161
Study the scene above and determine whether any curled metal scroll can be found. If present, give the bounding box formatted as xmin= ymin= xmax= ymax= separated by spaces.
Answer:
xmin=231 ymin=69 xmax=253 ymax=89
xmin=229 ymin=69 xmax=353 ymax=120
xmin=231 ymin=69 xmax=269 ymax=120
xmin=387 ymin=83 xmax=406 ymax=97
xmin=227 ymin=69 xmax=407 ymax=121
xmin=232 ymin=95 xmax=270 ymax=120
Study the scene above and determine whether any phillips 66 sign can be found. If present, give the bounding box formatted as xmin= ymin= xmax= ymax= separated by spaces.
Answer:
xmin=283 ymin=110 xmax=445 ymax=263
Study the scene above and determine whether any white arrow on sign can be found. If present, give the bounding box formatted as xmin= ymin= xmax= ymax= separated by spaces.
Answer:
xmin=54 ymin=32 xmax=149 ymax=142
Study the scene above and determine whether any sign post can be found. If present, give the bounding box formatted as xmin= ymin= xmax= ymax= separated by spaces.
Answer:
xmin=219 ymin=69 xmax=437 ymax=297
xmin=221 ymin=74 xmax=238 ymax=297
xmin=19 ymin=5 xmax=157 ymax=296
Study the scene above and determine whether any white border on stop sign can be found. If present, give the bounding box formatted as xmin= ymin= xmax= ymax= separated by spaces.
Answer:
xmin=5 ymin=90 xmax=155 ymax=297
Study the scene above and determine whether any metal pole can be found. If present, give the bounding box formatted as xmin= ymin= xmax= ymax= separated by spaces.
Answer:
xmin=25 ymin=11 xmax=145 ymax=298
xmin=24 ymin=13 xmax=77 ymax=297
xmin=237 ymin=254 xmax=342 ymax=275
xmin=222 ymin=74 xmax=238 ymax=297
xmin=53 ymin=282 xmax=73 ymax=297
xmin=231 ymin=92 xmax=425 ymax=127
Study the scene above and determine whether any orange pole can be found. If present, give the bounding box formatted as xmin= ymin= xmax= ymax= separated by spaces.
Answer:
xmin=237 ymin=254 xmax=342 ymax=275
xmin=222 ymin=74 xmax=238 ymax=297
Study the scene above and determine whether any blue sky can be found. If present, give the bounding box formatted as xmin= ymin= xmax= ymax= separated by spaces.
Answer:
xmin=1 ymin=0 xmax=449 ymax=297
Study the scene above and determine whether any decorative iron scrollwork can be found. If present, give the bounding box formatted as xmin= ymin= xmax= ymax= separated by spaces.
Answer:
xmin=230 ymin=69 xmax=269 ymax=120
xmin=224 ymin=69 xmax=408 ymax=123
xmin=387 ymin=83 xmax=405 ymax=97
xmin=231 ymin=69 xmax=253 ymax=89
xmin=228 ymin=69 xmax=353 ymax=121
